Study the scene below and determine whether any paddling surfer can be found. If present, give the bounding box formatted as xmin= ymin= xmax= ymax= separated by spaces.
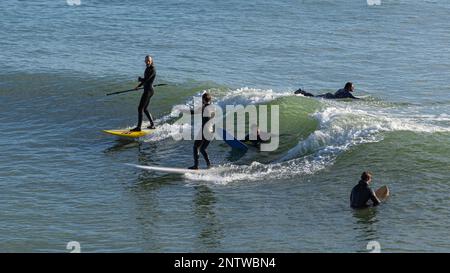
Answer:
xmin=350 ymin=171 xmax=381 ymax=209
xmin=188 ymin=92 xmax=215 ymax=170
xmin=131 ymin=55 xmax=156 ymax=132
xmin=295 ymin=82 xmax=360 ymax=99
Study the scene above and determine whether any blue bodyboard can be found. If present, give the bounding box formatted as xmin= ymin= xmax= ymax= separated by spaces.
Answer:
xmin=217 ymin=128 xmax=248 ymax=151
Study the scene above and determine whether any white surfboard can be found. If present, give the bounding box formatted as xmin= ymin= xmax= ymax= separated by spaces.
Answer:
xmin=126 ymin=163 xmax=207 ymax=174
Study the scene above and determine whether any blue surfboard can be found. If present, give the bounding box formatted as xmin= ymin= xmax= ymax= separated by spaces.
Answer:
xmin=217 ymin=128 xmax=248 ymax=151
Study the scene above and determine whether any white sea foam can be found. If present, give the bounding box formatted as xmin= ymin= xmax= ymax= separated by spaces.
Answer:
xmin=217 ymin=87 xmax=292 ymax=106
xmin=184 ymin=153 xmax=333 ymax=184
xmin=280 ymin=102 xmax=450 ymax=162
xmin=141 ymin=122 xmax=191 ymax=142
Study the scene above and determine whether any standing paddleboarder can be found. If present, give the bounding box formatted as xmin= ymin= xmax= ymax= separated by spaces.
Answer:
xmin=131 ymin=55 xmax=156 ymax=132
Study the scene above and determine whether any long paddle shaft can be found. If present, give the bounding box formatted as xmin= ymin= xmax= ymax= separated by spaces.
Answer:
xmin=106 ymin=84 xmax=168 ymax=96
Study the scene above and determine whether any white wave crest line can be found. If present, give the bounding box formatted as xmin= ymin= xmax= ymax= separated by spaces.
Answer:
xmin=148 ymin=87 xmax=293 ymax=139
xmin=218 ymin=87 xmax=292 ymax=106
xmin=183 ymin=156 xmax=328 ymax=183
xmin=280 ymin=104 xmax=449 ymax=163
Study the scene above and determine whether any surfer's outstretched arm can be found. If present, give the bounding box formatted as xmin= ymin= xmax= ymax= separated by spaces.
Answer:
xmin=348 ymin=93 xmax=360 ymax=99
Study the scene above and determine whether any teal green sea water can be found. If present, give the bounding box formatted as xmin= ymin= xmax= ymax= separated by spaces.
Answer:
xmin=0 ymin=0 xmax=449 ymax=252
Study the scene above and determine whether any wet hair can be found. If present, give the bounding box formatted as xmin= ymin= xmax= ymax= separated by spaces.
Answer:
xmin=202 ymin=92 xmax=212 ymax=103
xmin=145 ymin=55 xmax=153 ymax=65
xmin=344 ymin=82 xmax=353 ymax=91
xmin=361 ymin=171 xmax=372 ymax=182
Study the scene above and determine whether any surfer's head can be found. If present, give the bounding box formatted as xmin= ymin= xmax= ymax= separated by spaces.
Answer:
xmin=361 ymin=171 xmax=372 ymax=183
xmin=202 ymin=92 xmax=212 ymax=105
xmin=345 ymin=82 xmax=354 ymax=92
xmin=145 ymin=55 xmax=153 ymax=66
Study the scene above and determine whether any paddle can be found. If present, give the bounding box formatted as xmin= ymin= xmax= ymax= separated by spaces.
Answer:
xmin=106 ymin=83 xmax=168 ymax=96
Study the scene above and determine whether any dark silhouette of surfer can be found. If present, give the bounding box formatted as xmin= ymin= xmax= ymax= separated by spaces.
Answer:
xmin=295 ymin=82 xmax=360 ymax=99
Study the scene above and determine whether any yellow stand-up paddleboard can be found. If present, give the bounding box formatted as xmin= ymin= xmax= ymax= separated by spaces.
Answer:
xmin=102 ymin=129 xmax=156 ymax=139
xmin=375 ymin=185 xmax=390 ymax=202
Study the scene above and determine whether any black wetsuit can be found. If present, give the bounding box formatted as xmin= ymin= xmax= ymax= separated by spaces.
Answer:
xmin=136 ymin=64 xmax=156 ymax=129
xmin=350 ymin=180 xmax=380 ymax=209
xmin=333 ymin=88 xmax=358 ymax=99
xmin=191 ymin=103 xmax=214 ymax=169
xmin=295 ymin=88 xmax=359 ymax=99
xmin=244 ymin=133 xmax=263 ymax=147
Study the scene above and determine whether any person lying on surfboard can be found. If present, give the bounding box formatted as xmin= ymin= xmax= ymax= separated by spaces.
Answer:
xmin=244 ymin=124 xmax=270 ymax=147
xmin=188 ymin=92 xmax=215 ymax=170
xmin=130 ymin=55 xmax=157 ymax=132
xmin=350 ymin=171 xmax=381 ymax=209
xmin=294 ymin=82 xmax=360 ymax=99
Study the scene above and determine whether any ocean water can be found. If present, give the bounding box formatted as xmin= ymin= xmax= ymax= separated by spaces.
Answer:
xmin=0 ymin=0 xmax=449 ymax=252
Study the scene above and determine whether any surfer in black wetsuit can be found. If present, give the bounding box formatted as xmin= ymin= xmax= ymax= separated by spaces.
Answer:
xmin=333 ymin=82 xmax=359 ymax=99
xmin=188 ymin=92 xmax=215 ymax=170
xmin=131 ymin=55 xmax=156 ymax=132
xmin=244 ymin=124 xmax=269 ymax=147
xmin=294 ymin=82 xmax=360 ymax=99
xmin=350 ymin=171 xmax=380 ymax=209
